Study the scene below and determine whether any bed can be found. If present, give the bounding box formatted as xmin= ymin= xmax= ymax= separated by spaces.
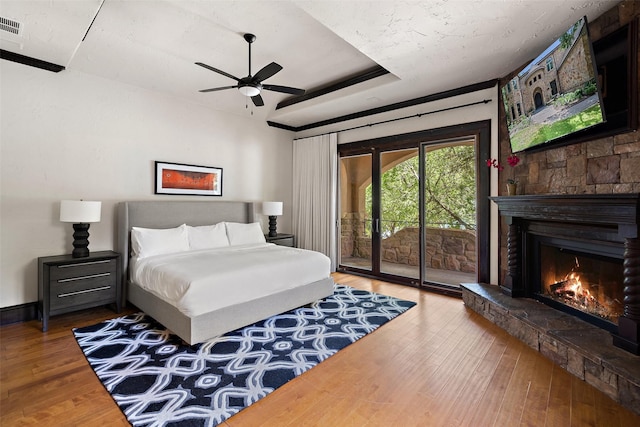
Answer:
xmin=117 ymin=200 xmax=334 ymax=345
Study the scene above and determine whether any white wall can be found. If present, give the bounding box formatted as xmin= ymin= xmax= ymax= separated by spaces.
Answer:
xmin=0 ymin=61 xmax=294 ymax=308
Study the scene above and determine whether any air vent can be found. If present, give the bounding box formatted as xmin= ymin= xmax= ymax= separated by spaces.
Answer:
xmin=0 ymin=16 xmax=22 ymax=36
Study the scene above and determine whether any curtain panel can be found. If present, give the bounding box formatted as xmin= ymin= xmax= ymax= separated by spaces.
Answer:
xmin=292 ymin=133 xmax=338 ymax=271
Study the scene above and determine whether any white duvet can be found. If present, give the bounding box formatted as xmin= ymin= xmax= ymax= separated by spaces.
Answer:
xmin=131 ymin=243 xmax=331 ymax=317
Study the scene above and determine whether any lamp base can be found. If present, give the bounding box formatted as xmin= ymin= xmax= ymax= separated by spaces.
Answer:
xmin=72 ymin=223 xmax=91 ymax=258
xmin=268 ymin=216 xmax=278 ymax=238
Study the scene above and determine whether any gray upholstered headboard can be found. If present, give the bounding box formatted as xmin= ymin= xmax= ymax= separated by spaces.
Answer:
xmin=117 ymin=200 xmax=255 ymax=307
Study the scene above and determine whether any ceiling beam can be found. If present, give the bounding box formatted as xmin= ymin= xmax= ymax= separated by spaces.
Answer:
xmin=275 ymin=65 xmax=389 ymax=110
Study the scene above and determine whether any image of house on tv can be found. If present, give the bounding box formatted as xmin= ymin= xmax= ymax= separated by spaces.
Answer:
xmin=501 ymin=17 xmax=604 ymax=152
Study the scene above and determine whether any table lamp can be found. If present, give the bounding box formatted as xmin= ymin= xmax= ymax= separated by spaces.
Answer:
xmin=262 ymin=201 xmax=283 ymax=237
xmin=60 ymin=200 xmax=102 ymax=257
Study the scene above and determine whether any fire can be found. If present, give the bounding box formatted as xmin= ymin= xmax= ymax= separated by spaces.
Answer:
xmin=545 ymin=255 xmax=621 ymax=322
xmin=551 ymin=271 xmax=597 ymax=307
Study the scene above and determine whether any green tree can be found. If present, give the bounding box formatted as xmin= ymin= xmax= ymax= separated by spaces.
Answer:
xmin=424 ymin=145 xmax=476 ymax=229
xmin=559 ymin=21 xmax=580 ymax=49
xmin=365 ymin=144 xmax=476 ymax=237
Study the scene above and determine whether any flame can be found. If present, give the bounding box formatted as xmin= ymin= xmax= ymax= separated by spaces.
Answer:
xmin=544 ymin=253 xmax=623 ymax=323
xmin=550 ymin=260 xmax=598 ymax=309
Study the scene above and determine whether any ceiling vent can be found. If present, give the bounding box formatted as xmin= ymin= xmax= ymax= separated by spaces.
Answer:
xmin=0 ymin=16 xmax=22 ymax=36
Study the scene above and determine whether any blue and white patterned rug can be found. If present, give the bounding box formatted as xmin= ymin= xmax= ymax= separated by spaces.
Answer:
xmin=73 ymin=284 xmax=415 ymax=427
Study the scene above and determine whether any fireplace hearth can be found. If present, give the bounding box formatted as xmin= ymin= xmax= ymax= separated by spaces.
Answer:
xmin=490 ymin=194 xmax=640 ymax=355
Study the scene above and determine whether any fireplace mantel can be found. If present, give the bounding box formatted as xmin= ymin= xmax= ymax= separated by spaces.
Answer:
xmin=490 ymin=193 xmax=640 ymax=354
xmin=490 ymin=194 xmax=640 ymax=236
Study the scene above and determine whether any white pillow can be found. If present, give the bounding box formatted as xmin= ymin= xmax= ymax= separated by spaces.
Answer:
xmin=225 ymin=222 xmax=266 ymax=246
xmin=187 ymin=223 xmax=229 ymax=250
xmin=131 ymin=224 xmax=189 ymax=259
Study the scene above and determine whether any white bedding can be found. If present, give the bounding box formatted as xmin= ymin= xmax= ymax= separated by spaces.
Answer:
xmin=131 ymin=243 xmax=331 ymax=317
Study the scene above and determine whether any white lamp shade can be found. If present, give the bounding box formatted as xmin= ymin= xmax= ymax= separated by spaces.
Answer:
xmin=262 ymin=201 xmax=283 ymax=216
xmin=60 ymin=200 xmax=102 ymax=223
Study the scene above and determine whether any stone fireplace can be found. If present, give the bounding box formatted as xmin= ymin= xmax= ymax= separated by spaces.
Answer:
xmin=492 ymin=193 xmax=640 ymax=354
xmin=461 ymin=194 xmax=640 ymax=414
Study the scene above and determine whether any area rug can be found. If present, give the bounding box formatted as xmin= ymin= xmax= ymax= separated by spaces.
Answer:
xmin=73 ymin=284 xmax=415 ymax=427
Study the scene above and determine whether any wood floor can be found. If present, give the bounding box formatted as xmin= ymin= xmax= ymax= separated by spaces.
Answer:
xmin=2 ymin=272 xmax=639 ymax=426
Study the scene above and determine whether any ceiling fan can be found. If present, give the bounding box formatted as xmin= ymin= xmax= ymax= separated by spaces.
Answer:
xmin=196 ymin=33 xmax=305 ymax=107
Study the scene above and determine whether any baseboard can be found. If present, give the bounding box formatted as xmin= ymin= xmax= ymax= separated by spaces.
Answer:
xmin=0 ymin=302 xmax=37 ymax=326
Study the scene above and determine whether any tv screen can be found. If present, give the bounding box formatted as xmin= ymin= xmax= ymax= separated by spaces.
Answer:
xmin=501 ymin=16 xmax=606 ymax=153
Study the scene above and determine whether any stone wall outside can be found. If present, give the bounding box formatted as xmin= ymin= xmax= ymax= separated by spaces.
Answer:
xmin=341 ymin=216 xmax=477 ymax=273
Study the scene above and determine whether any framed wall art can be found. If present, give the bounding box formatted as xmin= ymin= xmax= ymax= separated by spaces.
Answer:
xmin=155 ymin=161 xmax=223 ymax=196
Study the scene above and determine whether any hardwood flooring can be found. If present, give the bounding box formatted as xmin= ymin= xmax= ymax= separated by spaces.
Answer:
xmin=1 ymin=272 xmax=639 ymax=426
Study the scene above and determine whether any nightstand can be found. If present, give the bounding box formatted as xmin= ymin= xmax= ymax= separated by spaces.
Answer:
xmin=38 ymin=250 xmax=122 ymax=332
xmin=265 ymin=233 xmax=295 ymax=247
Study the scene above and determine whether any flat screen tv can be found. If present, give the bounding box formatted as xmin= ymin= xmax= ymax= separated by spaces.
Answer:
xmin=501 ymin=16 xmax=606 ymax=153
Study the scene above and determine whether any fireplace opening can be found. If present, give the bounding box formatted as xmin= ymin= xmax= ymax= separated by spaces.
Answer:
xmin=530 ymin=236 xmax=625 ymax=333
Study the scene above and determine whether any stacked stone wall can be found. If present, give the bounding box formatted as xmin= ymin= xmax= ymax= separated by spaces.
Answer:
xmin=342 ymin=224 xmax=477 ymax=273
xmin=557 ymin=28 xmax=595 ymax=94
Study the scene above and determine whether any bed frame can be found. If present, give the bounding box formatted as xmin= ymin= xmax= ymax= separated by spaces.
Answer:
xmin=116 ymin=200 xmax=334 ymax=344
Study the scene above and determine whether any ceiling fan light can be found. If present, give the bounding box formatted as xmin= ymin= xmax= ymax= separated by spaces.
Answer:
xmin=238 ymin=85 xmax=260 ymax=97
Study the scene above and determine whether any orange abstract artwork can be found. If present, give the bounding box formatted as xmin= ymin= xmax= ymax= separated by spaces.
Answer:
xmin=162 ymin=169 xmax=218 ymax=191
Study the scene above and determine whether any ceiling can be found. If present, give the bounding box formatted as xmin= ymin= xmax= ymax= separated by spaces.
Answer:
xmin=0 ymin=0 xmax=620 ymax=130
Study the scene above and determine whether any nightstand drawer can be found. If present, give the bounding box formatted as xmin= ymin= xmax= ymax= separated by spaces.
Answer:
xmin=38 ymin=251 xmax=122 ymax=332
xmin=265 ymin=233 xmax=295 ymax=247
xmin=50 ymin=274 xmax=116 ymax=311
xmin=50 ymin=258 xmax=116 ymax=281
xmin=272 ymin=237 xmax=294 ymax=247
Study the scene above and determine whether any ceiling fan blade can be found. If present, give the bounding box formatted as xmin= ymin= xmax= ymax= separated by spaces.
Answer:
xmin=251 ymin=94 xmax=264 ymax=107
xmin=195 ymin=62 xmax=241 ymax=82
xmin=262 ymin=84 xmax=306 ymax=95
xmin=199 ymin=85 xmax=238 ymax=93
xmin=252 ymin=62 xmax=282 ymax=83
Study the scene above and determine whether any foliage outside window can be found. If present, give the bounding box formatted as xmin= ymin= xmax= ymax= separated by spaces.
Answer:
xmin=365 ymin=145 xmax=476 ymax=238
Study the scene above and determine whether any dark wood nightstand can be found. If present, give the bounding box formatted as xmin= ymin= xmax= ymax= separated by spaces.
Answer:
xmin=38 ymin=250 xmax=122 ymax=332
xmin=265 ymin=233 xmax=295 ymax=247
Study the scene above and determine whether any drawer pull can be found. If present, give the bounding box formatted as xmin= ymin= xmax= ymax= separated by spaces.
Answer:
xmin=57 ymin=272 xmax=111 ymax=283
xmin=58 ymin=260 xmax=112 ymax=268
xmin=58 ymin=285 xmax=111 ymax=298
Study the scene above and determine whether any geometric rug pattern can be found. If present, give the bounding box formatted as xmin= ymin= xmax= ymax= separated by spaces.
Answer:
xmin=73 ymin=284 xmax=416 ymax=426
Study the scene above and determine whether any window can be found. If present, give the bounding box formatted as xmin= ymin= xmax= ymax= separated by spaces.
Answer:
xmin=512 ymin=80 xmax=518 ymax=89
xmin=511 ymin=106 xmax=516 ymax=121
xmin=550 ymin=80 xmax=558 ymax=96
xmin=546 ymin=57 xmax=554 ymax=71
xmin=517 ymin=103 xmax=522 ymax=116
xmin=533 ymin=76 xmax=537 ymax=82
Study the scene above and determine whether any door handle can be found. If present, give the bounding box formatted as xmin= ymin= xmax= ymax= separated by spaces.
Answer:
xmin=375 ymin=219 xmax=380 ymax=233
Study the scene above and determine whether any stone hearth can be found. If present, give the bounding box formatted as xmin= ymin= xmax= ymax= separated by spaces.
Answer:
xmin=462 ymin=282 xmax=640 ymax=416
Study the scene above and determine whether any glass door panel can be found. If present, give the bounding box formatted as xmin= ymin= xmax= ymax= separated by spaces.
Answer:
xmin=421 ymin=140 xmax=477 ymax=288
xmin=339 ymin=154 xmax=373 ymax=272
xmin=379 ymin=148 xmax=420 ymax=279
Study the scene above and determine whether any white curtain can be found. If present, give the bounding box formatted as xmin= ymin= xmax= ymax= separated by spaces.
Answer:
xmin=292 ymin=133 xmax=338 ymax=271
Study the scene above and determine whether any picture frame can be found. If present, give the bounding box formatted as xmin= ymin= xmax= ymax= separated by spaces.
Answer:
xmin=155 ymin=161 xmax=223 ymax=196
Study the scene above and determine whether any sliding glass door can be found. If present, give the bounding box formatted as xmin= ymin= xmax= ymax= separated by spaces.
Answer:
xmin=338 ymin=121 xmax=491 ymax=291
xmin=421 ymin=139 xmax=477 ymax=290
xmin=379 ymin=148 xmax=420 ymax=279
xmin=339 ymin=154 xmax=373 ymax=272
xmin=339 ymin=147 xmax=420 ymax=283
